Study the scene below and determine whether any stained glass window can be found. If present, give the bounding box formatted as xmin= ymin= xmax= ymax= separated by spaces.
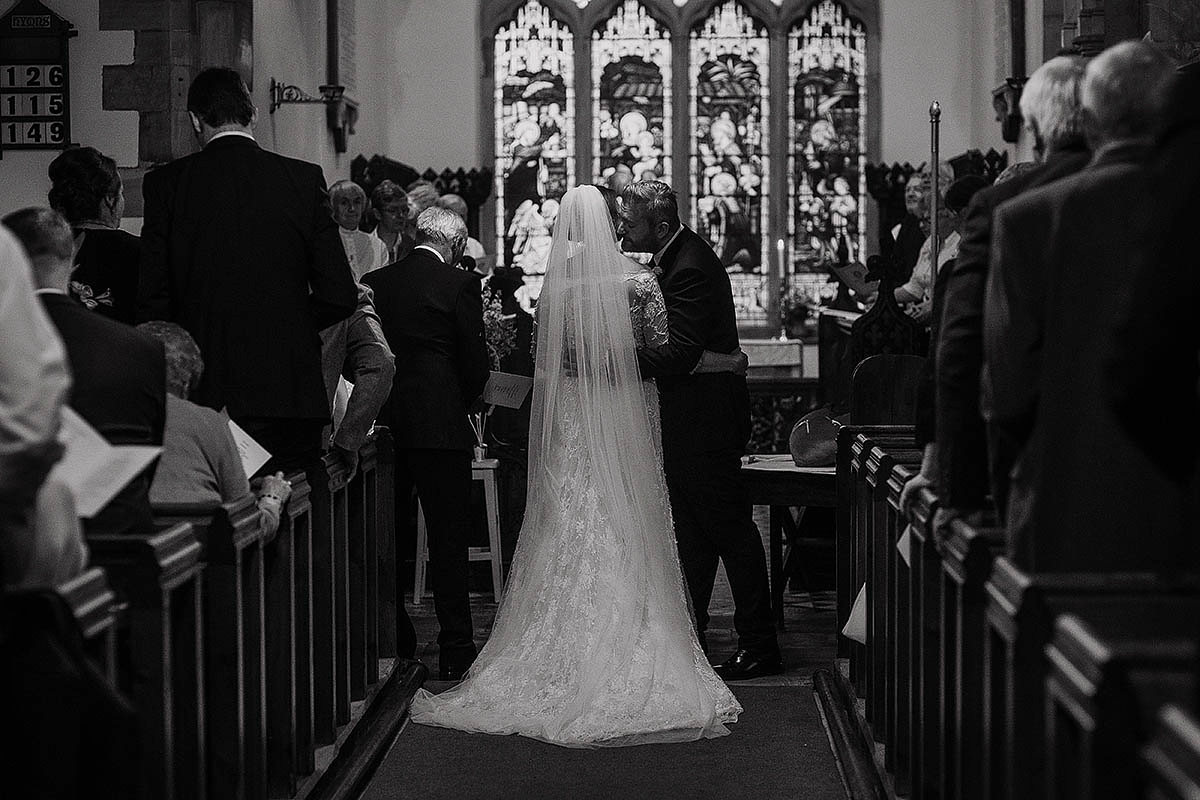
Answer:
xmin=787 ymin=0 xmax=867 ymax=308
xmin=494 ymin=1 xmax=575 ymax=303
xmin=592 ymin=1 xmax=671 ymax=185
xmin=689 ymin=2 xmax=770 ymax=325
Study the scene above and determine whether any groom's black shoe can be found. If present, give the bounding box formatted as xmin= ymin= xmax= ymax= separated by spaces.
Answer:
xmin=713 ymin=648 xmax=784 ymax=682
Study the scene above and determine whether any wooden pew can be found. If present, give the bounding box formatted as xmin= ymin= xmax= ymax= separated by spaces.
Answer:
xmin=87 ymin=523 xmax=206 ymax=800
xmin=310 ymin=455 xmax=353 ymax=742
xmin=3 ymin=567 xmax=137 ymax=800
xmin=153 ymin=495 xmax=266 ymax=800
xmin=266 ymin=471 xmax=313 ymax=795
xmin=1044 ymin=605 xmax=1199 ymax=799
xmin=1142 ymin=705 xmax=1200 ymax=799
xmin=865 ymin=436 xmax=921 ymax=743
xmin=349 ymin=433 xmax=382 ymax=694
xmin=878 ymin=453 xmax=924 ymax=795
xmin=374 ymin=427 xmax=398 ymax=660
xmin=892 ymin=465 xmax=940 ymax=800
xmin=981 ymin=561 xmax=1199 ymax=800
xmin=57 ymin=566 xmax=122 ymax=683
xmin=938 ymin=515 xmax=1004 ymax=800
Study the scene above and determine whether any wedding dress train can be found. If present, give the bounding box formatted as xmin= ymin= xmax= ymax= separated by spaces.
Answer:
xmin=408 ymin=186 xmax=740 ymax=747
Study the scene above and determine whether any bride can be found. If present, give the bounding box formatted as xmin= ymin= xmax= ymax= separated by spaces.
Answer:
xmin=409 ymin=185 xmax=742 ymax=747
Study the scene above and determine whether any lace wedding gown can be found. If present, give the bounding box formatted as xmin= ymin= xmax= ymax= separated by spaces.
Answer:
xmin=409 ymin=187 xmax=740 ymax=747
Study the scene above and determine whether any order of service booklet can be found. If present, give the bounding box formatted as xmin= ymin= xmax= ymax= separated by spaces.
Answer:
xmin=48 ymin=407 xmax=161 ymax=518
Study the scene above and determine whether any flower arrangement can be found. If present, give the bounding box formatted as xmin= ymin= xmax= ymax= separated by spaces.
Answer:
xmin=482 ymin=288 xmax=517 ymax=370
xmin=471 ymin=287 xmax=519 ymax=459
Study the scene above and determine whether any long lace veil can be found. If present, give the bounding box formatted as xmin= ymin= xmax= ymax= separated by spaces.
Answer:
xmin=482 ymin=186 xmax=706 ymax=735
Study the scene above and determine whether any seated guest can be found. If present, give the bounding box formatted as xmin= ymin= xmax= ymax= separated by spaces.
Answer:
xmin=330 ymin=179 xmax=388 ymax=280
xmin=369 ymin=180 xmax=414 ymax=265
xmin=982 ymin=41 xmax=1185 ymax=570
xmin=893 ymin=161 xmax=960 ymax=323
xmin=48 ymin=146 xmax=140 ymax=324
xmin=319 ymin=283 xmax=396 ymax=479
xmin=886 ymin=172 xmax=930 ymax=286
xmin=4 ymin=207 xmax=166 ymax=537
xmin=0 ymin=224 xmax=84 ymax=588
xmin=140 ymin=321 xmax=292 ymax=537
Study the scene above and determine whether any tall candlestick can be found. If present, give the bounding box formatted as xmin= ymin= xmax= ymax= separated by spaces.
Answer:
xmin=776 ymin=238 xmax=788 ymax=340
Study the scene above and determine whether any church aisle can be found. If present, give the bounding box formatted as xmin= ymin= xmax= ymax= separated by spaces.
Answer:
xmin=364 ymin=508 xmax=846 ymax=798
xmin=364 ymin=683 xmax=846 ymax=799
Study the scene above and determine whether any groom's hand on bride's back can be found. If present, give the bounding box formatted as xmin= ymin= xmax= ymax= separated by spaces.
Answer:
xmin=692 ymin=348 xmax=749 ymax=376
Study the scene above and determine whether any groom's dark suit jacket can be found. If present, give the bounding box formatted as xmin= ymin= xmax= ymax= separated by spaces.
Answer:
xmin=637 ymin=226 xmax=750 ymax=457
xmin=137 ymin=135 xmax=357 ymax=421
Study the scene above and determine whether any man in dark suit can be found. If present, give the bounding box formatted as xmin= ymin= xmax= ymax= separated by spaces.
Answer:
xmin=5 ymin=208 xmax=166 ymax=536
xmin=982 ymin=41 xmax=1187 ymax=571
xmin=362 ymin=207 xmax=490 ymax=679
xmin=1107 ymin=62 xmax=1200 ymax=487
xmin=933 ymin=55 xmax=1090 ymax=536
xmin=138 ymin=66 xmax=357 ymax=474
xmin=619 ymin=180 xmax=780 ymax=681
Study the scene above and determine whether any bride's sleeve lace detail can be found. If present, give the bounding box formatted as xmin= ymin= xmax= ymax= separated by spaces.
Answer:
xmin=628 ymin=271 xmax=669 ymax=349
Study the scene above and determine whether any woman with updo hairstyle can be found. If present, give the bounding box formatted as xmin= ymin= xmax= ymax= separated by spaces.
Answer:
xmin=47 ymin=146 xmax=140 ymax=323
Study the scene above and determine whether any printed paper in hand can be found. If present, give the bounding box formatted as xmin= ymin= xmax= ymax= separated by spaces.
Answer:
xmin=897 ymin=524 xmax=913 ymax=567
xmin=227 ymin=419 xmax=272 ymax=479
xmin=842 ymin=583 xmax=867 ymax=645
xmin=831 ymin=261 xmax=879 ymax=297
xmin=48 ymin=407 xmax=161 ymax=518
xmin=483 ymin=371 xmax=534 ymax=409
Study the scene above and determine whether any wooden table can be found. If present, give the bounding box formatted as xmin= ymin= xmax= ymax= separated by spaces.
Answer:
xmin=740 ymin=454 xmax=837 ymax=630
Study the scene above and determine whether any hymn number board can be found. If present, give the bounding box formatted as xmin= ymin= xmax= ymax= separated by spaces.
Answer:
xmin=0 ymin=0 xmax=76 ymax=155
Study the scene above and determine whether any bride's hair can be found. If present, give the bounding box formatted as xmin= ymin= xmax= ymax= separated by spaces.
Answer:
xmin=591 ymin=184 xmax=620 ymax=233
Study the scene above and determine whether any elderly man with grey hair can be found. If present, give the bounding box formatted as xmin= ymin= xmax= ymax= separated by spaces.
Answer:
xmin=982 ymin=41 xmax=1183 ymax=582
xmin=924 ymin=55 xmax=1092 ymax=541
xmin=361 ymin=206 xmax=490 ymax=677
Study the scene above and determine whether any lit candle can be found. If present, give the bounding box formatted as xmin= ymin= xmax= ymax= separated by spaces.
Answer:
xmin=777 ymin=238 xmax=785 ymax=281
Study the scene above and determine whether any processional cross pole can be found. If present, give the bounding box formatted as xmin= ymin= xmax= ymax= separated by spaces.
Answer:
xmin=929 ymin=101 xmax=942 ymax=266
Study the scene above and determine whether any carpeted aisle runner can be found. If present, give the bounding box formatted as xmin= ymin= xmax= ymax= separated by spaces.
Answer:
xmin=361 ymin=685 xmax=846 ymax=800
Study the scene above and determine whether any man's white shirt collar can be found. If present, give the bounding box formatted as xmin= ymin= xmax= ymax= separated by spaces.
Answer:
xmin=652 ymin=224 xmax=685 ymax=266
xmin=35 ymin=288 xmax=67 ymax=295
xmin=414 ymin=244 xmax=446 ymax=263
xmin=208 ymin=130 xmax=256 ymax=144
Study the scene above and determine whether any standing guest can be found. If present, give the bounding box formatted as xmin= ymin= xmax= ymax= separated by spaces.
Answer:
xmin=369 ymin=180 xmax=414 ymax=265
xmin=6 ymin=207 xmax=166 ymax=537
xmin=982 ymin=41 xmax=1184 ymax=570
xmin=139 ymin=321 xmax=292 ymax=537
xmin=138 ymin=66 xmax=357 ymax=475
xmin=934 ymin=55 xmax=1090 ymax=536
xmin=1107 ymin=62 xmax=1200 ymax=486
xmin=619 ymin=180 xmax=780 ymax=680
xmin=435 ymin=193 xmax=490 ymax=275
xmin=405 ymin=180 xmax=441 ymax=218
xmin=330 ymin=179 xmax=388 ymax=280
xmin=0 ymin=224 xmax=83 ymax=587
xmin=319 ymin=282 xmax=396 ymax=480
xmin=47 ymin=146 xmax=140 ymax=324
xmin=897 ymin=174 xmax=988 ymax=516
xmin=362 ymin=207 xmax=490 ymax=674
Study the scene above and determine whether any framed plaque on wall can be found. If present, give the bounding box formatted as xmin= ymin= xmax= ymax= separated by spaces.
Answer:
xmin=0 ymin=0 xmax=76 ymax=156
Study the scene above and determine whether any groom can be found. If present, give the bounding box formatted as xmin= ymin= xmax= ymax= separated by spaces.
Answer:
xmin=619 ymin=181 xmax=782 ymax=680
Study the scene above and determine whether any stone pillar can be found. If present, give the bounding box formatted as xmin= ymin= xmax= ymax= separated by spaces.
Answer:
xmin=98 ymin=0 xmax=252 ymax=170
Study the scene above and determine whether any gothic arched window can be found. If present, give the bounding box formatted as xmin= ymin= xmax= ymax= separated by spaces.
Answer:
xmin=690 ymin=1 xmax=770 ymax=323
xmin=494 ymin=0 xmax=576 ymax=301
xmin=592 ymin=1 xmax=672 ymax=185
xmin=483 ymin=0 xmax=879 ymax=329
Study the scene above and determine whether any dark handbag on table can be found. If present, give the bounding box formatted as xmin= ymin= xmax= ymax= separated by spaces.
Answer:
xmin=788 ymin=406 xmax=848 ymax=467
